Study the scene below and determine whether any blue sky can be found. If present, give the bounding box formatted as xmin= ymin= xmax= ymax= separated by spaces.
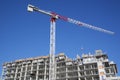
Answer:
xmin=0 ymin=0 xmax=120 ymax=76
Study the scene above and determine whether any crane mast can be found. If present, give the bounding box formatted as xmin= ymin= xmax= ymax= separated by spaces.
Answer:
xmin=49 ymin=17 xmax=56 ymax=80
xmin=27 ymin=4 xmax=114 ymax=80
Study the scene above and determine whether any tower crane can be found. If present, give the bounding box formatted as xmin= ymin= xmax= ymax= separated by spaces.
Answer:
xmin=27 ymin=4 xmax=114 ymax=80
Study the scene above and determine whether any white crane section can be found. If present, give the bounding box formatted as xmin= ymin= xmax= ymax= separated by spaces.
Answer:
xmin=27 ymin=4 xmax=114 ymax=34
xmin=49 ymin=18 xmax=56 ymax=80
xmin=27 ymin=4 xmax=114 ymax=80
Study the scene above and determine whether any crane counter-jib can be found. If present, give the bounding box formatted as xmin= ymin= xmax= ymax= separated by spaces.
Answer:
xmin=28 ymin=4 xmax=59 ymax=19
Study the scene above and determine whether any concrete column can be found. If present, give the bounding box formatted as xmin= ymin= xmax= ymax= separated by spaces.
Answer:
xmin=91 ymin=65 xmax=93 ymax=69
xmin=109 ymin=69 xmax=111 ymax=74
xmin=30 ymin=62 xmax=33 ymax=80
xmin=14 ymin=66 xmax=18 ymax=80
xmin=84 ymin=71 xmax=86 ymax=76
xmin=66 ymin=66 xmax=68 ymax=80
xmin=20 ymin=64 xmax=23 ymax=80
xmin=44 ymin=61 xmax=47 ymax=80
xmin=113 ymin=65 xmax=117 ymax=76
xmin=36 ymin=62 xmax=39 ymax=80
xmin=24 ymin=64 xmax=28 ymax=80
xmin=77 ymin=65 xmax=81 ymax=80
xmin=92 ymin=77 xmax=94 ymax=80
xmin=91 ymin=70 xmax=93 ymax=75
xmin=84 ymin=65 xmax=86 ymax=70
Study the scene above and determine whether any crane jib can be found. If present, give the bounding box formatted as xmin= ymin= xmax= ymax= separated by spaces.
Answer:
xmin=59 ymin=15 xmax=114 ymax=34
xmin=50 ymin=12 xmax=114 ymax=34
xmin=67 ymin=18 xmax=114 ymax=34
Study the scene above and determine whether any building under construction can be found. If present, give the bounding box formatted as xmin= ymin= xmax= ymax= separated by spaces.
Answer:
xmin=1 ymin=50 xmax=120 ymax=80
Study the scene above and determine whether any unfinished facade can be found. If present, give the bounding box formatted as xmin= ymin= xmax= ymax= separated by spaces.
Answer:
xmin=1 ymin=50 xmax=119 ymax=80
